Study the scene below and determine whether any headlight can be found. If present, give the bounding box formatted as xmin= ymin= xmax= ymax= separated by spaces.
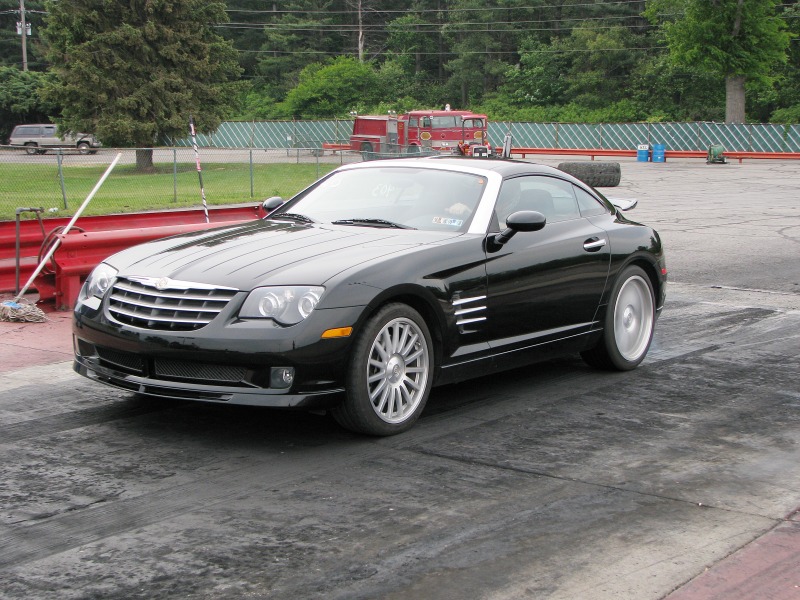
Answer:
xmin=77 ymin=263 xmax=118 ymax=308
xmin=239 ymin=286 xmax=324 ymax=325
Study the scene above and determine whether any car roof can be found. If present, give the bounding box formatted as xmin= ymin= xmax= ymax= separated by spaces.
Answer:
xmin=342 ymin=156 xmax=571 ymax=180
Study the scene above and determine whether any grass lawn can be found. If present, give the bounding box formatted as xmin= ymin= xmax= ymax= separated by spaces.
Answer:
xmin=0 ymin=161 xmax=337 ymax=221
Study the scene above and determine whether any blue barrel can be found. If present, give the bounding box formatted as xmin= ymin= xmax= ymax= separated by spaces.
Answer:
xmin=636 ymin=144 xmax=650 ymax=162
xmin=652 ymin=143 xmax=666 ymax=163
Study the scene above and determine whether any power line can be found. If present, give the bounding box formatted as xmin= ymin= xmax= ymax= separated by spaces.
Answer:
xmin=219 ymin=12 xmax=652 ymax=29
xmin=236 ymin=45 xmax=665 ymax=56
xmin=225 ymin=1 xmax=650 ymax=16
xmin=219 ymin=23 xmax=655 ymax=35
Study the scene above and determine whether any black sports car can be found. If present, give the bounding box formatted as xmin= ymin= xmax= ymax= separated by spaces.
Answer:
xmin=73 ymin=157 xmax=666 ymax=435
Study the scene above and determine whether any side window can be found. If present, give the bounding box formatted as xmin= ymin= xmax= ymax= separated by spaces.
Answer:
xmin=574 ymin=186 xmax=609 ymax=217
xmin=421 ymin=117 xmax=432 ymax=128
xmin=43 ymin=126 xmax=57 ymax=136
xmin=495 ymin=176 xmax=580 ymax=225
xmin=431 ymin=117 xmax=457 ymax=128
xmin=408 ymin=117 xmax=418 ymax=127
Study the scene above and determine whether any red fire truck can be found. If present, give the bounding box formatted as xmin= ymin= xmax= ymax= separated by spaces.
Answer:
xmin=349 ymin=109 xmax=491 ymax=156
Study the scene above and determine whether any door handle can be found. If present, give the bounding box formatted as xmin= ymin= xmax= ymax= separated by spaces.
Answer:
xmin=583 ymin=237 xmax=607 ymax=252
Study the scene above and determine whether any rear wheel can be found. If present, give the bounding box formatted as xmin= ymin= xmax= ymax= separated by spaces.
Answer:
xmin=360 ymin=141 xmax=375 ymax=161
xmin=581 ymin=265 xmax=655 ymax=370
xmin=332 ymin=303 xmax=433 ymax=436
xmin=24 ymin=143 xmax=38 ymax=155
xmin=77 ymin=142 xmax=91 ymax=155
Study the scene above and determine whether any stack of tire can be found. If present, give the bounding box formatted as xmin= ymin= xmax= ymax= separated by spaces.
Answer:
xmin=557 ymin=161 xmax=621 ymax=187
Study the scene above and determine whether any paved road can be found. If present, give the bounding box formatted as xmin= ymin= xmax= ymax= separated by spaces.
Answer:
xmin=0 ymin=146 xmax=359 ymax=166
xmin=0 ymin=158 xmax=798 ymax=599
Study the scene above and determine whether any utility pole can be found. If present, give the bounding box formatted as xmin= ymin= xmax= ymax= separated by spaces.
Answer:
xmin=357 ymin=0 xmax=364 ymax=62
xmin=19 ymin=0 xmax=28 ymax=71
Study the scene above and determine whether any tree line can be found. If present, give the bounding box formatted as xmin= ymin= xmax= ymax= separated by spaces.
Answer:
xmin=1 ymin=0 xmax=798 ymax=149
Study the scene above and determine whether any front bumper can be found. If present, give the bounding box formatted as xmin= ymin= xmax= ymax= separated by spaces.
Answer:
xmin=73 ymin=353 xmax=344 ymax=408
xmin=73 ymin=298 xmax=365 ymax=409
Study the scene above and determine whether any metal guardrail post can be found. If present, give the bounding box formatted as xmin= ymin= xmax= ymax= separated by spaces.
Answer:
xmin=173 ymin=147 xmax=178 ymax=203
xmin=249 ymin=149 xmax=254 ymax=198
xmin=14 ymin=207 xmax=45 ymax=294
xmin=57 ymin=149 xmax=68 ymax=209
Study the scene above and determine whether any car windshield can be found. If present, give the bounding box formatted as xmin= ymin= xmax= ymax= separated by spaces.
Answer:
xmin=275 ymin=167 xmax=488 ymax=232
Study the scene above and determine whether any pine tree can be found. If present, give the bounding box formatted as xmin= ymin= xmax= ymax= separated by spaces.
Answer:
xmin=41 ymin=0 xmax=244 ymax=169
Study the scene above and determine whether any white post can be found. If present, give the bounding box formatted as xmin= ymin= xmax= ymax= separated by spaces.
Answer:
xmin=14 ymin=153 xmax=123 ymax=302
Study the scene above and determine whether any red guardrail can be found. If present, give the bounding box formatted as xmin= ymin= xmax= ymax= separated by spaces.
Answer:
xmin=0 ymin=205 xmax=265 ymax=304
xmin=37 ymin=220 xmax=260 ymax=310
xmin=322 ymin=142 xmax=351 ymax=152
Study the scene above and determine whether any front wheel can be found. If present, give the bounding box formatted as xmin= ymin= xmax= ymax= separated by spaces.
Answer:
xmin=332 ymin=303 xmax=434 ymax=436
xmin=77 ymin=142 xmax=91 ymax=155
xmin=24 ymin=143 xmax=38 ymax=155
xmin=581 ymin=265 xmax=655 ymax=371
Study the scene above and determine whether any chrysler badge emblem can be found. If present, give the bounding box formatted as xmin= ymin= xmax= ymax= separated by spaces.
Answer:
xmin=155 ymin=277 xmax=170 ymax=291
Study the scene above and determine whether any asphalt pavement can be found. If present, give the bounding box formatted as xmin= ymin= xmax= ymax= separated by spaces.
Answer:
xmin=1 ymin=156 xmax=798 ymax=599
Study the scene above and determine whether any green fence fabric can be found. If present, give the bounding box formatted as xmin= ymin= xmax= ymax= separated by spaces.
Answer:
xmin=171 ymin=121 xmax=352 ymax=149
xmin=169 ymin=121 xmax=800 ymax=153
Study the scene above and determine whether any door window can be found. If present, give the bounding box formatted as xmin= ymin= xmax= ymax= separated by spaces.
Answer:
xmin=495 ymin=176 xmax=581 ymax=226
xmin=574 ymin=186 xmax=609 ymax=217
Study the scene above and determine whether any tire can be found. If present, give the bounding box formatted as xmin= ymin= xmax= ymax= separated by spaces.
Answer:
xmin=360 ymin=142 xmax=375 ymax=161
xmin=558 ymin=161 xmax=621 ymax=187
xmin=406 ymin=145 xmax=420 ymax=154
xmin=581 ymin=265 xmax=655 ymax=371
xmin=332 ymin=303 xmax=434 ymax=436
xmin=78 ymin=142 xmax=91 ymax=155
xmin=24 ymin=143 xmax=38 ymax=155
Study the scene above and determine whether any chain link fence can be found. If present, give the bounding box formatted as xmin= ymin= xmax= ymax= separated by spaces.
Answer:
xmin=0 ymin=146 xmax=361 ymax=221
xmin=171 ymin=119 xmax=800 ymax=153
xmin=4 ymin=119 xmax=800 ymax=222
xmin=488 ymin=122 xmax=800 ymax=151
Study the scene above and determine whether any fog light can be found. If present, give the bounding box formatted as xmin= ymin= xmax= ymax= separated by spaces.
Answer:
xmin=74 ymin=336 xmax=97 ymax=358
xmin=270 ymin=367 xmax=295 ymax=389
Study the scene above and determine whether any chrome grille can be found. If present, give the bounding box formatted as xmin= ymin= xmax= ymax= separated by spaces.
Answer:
xmin=108 ymin=277 xmax=238 ymax=331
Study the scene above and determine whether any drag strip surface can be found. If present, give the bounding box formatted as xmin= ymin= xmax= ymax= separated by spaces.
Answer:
xmin=1 ymin=159 xmax=798 ymax=599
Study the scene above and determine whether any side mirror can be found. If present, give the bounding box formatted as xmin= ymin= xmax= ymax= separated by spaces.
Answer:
xmin=262 ymin=196 xmax=284 ymax=214
xmin=488 ymin=210 xmax=546 ymax=251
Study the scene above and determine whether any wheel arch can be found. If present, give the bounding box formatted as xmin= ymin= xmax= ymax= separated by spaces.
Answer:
xmin=603 ymin=247 xmax=664 ymax=311
xmin=353 ymin=284 xmax=448 ymax=372
xmin=626 ymin=256 xmax=664 ymax=310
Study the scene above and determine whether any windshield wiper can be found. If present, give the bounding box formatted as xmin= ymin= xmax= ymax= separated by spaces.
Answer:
xmin=331 ymin=218 xmax=415 ymax=230
xmin=269 ymin=212 xmax=315 ymax=224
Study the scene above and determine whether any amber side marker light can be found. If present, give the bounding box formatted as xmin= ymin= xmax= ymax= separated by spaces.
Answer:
xmin=321 ymin=327 xmax=353 ymax=339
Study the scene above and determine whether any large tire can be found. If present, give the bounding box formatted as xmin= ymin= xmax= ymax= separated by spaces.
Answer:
xmin=558 ymin=161 xmax=621 ymax=187
xmin=24 ymin=143 xmax=39 ymax=155
xmin=332 ymin=303 xmax=434 ymax=436
xmin=78 ymin=142 xmax=91 ymax=155
xmin=581 ymin=265 xmax=655 ymax=371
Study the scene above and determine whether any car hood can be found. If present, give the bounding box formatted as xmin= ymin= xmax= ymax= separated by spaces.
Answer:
xmin=105 ymin=219 xmax=464 ymax=290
